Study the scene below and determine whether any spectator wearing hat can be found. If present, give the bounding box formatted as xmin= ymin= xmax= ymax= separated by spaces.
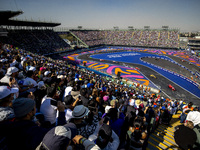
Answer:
xmin=0 ymin=67 xmax=19 ymax=84
xmin=63 ymin=82 xmax=73 ymax=100
xmin=88 ymin=123 xmax=120 ymax=150
xmin=70 ymin=105 xmax=90 ymax=125
xmin=69 ymin=105 xmax=91 ymax=149
xmin=36 ymin=123 xmax=78 ymax=150
xmin=180 ymin=102 xmax=194 ymax=123
xmin=0 ymin=98 xmax=64 ymax=150
xmin=0 ymin=67 xmax=19 ymax=85
xmin=23 ymin=70 xmax=38 ymax=93
xmin=43 ymin=70 xmax=52 ymax=83
xmin=71 ymin=84 xmax=81 ymax=100
xmin=0 ymin=83 xmax=20 ymax=150
xmin=0 ymin=86 xmax=19 ymax=122
xmin=110 ymin=99 xmax=119 ymax=108
xmin=186 ymin=110 xmax=200 ymax=149
xmin=0 ymin=66 xmax=32 ymax=97
xmin=79 ymin=100 xmax=99 ymax=139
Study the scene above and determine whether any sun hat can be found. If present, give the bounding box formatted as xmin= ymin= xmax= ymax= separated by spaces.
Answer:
xmin=72 ymin=105 xmax=89 ymax=119
xmin=135 ymin=99 xmax=142 ymax=106
xmin=0 ymin=86 xmax=19 ymax=100
xmin=6 ymin=67 xmax=19 ymax=75
xmin=39 ymin=123 xmax=77 ymax=150
xmin=186 ymin=111 xmax=200 ymax=126
xmin=12 ymin=98 xmax=35 ymax=118
xmin=110 ymin=99 xmax=118 ymax=106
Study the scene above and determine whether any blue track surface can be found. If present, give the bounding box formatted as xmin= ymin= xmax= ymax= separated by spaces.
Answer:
xmin=91 ymin=52 xmax=200 ymax=98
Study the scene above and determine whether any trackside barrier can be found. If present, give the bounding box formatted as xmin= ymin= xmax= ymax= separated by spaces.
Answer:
xmin=141 ymin=56 xmax=200 ymax=87
xmin=79 ymin=63 xmax=160 ymax=94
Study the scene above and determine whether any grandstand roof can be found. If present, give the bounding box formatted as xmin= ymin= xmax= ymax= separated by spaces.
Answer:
xmin=0 ymin=10 xmax=23 ymax=20
xmin=0 ymin=10 xmax=61 ymax=27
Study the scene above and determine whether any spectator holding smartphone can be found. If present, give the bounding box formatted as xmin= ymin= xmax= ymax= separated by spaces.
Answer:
xmin=40 ymin=86 xmax=66 ymax=128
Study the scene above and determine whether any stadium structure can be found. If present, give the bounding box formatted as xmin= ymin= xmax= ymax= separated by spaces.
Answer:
xmin=1 ymin=10 xmax=200 ymax=150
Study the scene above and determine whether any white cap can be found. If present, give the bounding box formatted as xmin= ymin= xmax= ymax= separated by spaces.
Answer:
xmin=0 ymin=59 xmax=8 ymax=62
xmin=44 ymin=71 xmax=51 ymax=76
xmin=38 ymin=81 xmax=46 ymax=89
xmin=29 ymin=66 xmax=36 ymax=72
xmin=0 ymin=86 xmax=19 ymax=99
xmin=6 ymin=67 xmax=19 ymax=75
xmin=57 ymin=75 xmax=66 ymax=80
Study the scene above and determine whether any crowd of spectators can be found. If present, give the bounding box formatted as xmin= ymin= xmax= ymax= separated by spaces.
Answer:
xmin=0 ymin=43 xmax=199 ymax=150
xmin=71 ymin=30 xmax=179 ymax=48
xmin=0 ymin=29 xmax=70 ymax=55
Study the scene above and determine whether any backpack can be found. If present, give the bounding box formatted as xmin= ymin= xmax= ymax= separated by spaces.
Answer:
xmin=193 ymin=123 xmax=200 ymax=149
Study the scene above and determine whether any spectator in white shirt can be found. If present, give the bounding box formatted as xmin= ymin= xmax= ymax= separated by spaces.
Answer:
xmin=40 ymin=87 xmax=59 ymax=127
xmin=23 ymin=70 xmax=37 ymax=93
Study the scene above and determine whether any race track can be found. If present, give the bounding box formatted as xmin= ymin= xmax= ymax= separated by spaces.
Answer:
xmin=66 ymin=48 xmax=200 ymax=106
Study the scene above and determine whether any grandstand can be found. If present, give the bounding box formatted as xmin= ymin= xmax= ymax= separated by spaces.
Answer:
xmin=1 ymin=10 xmax=200 ymax=150
xmin=66 ymin=29 xmax=180 ymax=49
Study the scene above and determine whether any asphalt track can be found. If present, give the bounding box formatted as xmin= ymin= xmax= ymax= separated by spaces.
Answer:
xmin=78 ymin=51 xmax=200 ymax=106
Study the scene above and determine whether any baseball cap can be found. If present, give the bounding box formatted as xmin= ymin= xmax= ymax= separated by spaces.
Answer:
xmin=6 ymin=67 xmax=19 ymax=75
xmin=37 ymin=81 xmax=46 ymax=90
xmin=44 ymin=71 xmax=51 ymax=76
xmin=29 ymin=66 xmax=36 ymax=72
xmin=0 ymin=86 xmax=19 ymax=100
xmin=39 ymin=123 xmax=77 ymax=150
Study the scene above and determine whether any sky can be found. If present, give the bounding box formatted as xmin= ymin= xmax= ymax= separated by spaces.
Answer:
xmin=0 ymin=0 xmax=200 ymax=32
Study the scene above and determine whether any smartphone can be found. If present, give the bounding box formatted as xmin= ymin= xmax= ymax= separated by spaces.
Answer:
xmin=50 ymin=100 xmax=57 ymax=106
xmin=78 ymin=94 xmax=81 ymax=100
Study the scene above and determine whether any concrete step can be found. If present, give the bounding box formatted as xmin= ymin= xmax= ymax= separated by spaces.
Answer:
xmin=146 ymin=113 xmax=182 ymax=150
xmin=151 ymin=132 xmax=180 ymax=149
xmin=148 ymin=135 xmax=174 ymax=150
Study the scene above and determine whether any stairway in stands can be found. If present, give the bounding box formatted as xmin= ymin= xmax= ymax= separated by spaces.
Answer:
xmin=147 ymin=111 xmax=182 ymax=150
